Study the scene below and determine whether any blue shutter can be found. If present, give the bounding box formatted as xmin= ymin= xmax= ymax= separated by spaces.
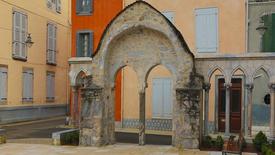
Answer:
xmin=195 ymin=8 xmax=218 ymax=53
xmin=23 ymin=69 xmax=33 ymax=101
xmin=0 ymin=67 xmax=7 ymax=101
xmin=88 ymin=31 xmax=93 ymax=56
xmin=13 ymin=12 xmax=21 ymax=57
xmin=152 ymin=79 xmax=163 ymax=118
xmin=89 ymin=0 xmax=93 ymax=13
xmin=163 ymin=79 xmax=172 ymax=118
xmin=76 ymin=32 xmax=81 ymax=57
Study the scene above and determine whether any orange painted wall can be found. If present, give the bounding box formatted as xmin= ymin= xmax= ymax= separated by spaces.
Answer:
xmin=71 ymin=0 xmax=123 ymax=56
xmin=71 ymin=0 xmax=123 ymax=119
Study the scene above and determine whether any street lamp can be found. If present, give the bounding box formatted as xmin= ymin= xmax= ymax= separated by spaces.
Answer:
xmin=25 ymin=33 xmax=34 ymax=47
xmin=256 ymin=17 xmax=267 ymax=52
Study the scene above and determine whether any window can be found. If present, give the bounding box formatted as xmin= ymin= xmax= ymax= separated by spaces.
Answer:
xmin=0 ymin=66 xmax=7 ymax=102
xmin=76 ymin=0 xmax=93 ymax=15
xmin=13 ymin=11 xmax=27 ymax=59
xmin=262 ymin=14 xmax=275 ymax=52
xmin=152 ymin=78 xmax=172 ymax=118
xmin=76 ymin=31 xmax=93 ymax=57
xmin=22 ymin=68 xmax=33 ymax=102
xmin=195 ymin=8 xmax=218 ymax=53
xmin=46 ymin=72 xmax=55 ymax=101
xmin=47 ymin=0 xmax=61 ymax=13
xmin=47 ymin=23 xmax=57 ymax=64
xmin=162 ymin=11 xmax=175 ymax=23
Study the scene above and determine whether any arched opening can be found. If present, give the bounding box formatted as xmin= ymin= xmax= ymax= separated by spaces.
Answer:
xmin=114 ymin=66 xmax=140 ymax=143
xmin=72 ymin=71 xmax=86 ymax=126
xmin=208 ymin=68 xmax=225 ymax=133
xmin=252 ymin=68 xmax=270 ymax=136
xmin=230 ymin=68 xmax=245 ymax=133
xmin=145 ymin=65 xmax=173 ymax=145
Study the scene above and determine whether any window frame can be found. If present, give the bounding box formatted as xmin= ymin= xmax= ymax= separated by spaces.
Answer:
xmin=12 ymin=10 xmax=28 ymax=61
xmin=22 ymin=68 xmax=33 ymax=103
xmin=47 ymin=22 xmax=57 ymax=65
xmin=76 ymin=0 xmax=93 ymax=15
xmin=76 ymin=30 xmax=93 ymax=57
xmin=46 ymin=71 xmax=55 ymax=102
xmin=195 ymin=7 xmax=219 ymax=53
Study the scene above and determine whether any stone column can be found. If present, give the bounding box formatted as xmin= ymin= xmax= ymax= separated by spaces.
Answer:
xmin=269 ymin=83 xmax=275 ymax=139
xmin=139 ymin=91 xmax=146 ymax=145
xmin=245 ymin=83 xmax=253 ymax=136
xmin=72 ymin=86 xmax=79 ymax=126
xmin=174 ymin=88 xmax=201 ymax=149
xmin=79 ymin=75 xmax=105 ymax=146
xmin=203 ymin=83 xmax=211 ymax=135
xmin=224 ymin=83 xmax=232 ymax=136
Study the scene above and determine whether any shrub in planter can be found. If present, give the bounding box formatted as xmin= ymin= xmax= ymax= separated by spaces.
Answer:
xmin=253 ymin=131 xmax=268 ymax=151
xmin=215 ymin=135 xmax=224 ymax=150
xmin=262 ymin=143 xmax=269 ymax=154
xmin=203 ymin=135 xmax=214 ymax=148
xmin=272 ymin=140 xmax=275 ymax=149
xmin=242 ymin=137 xmax=247 ymax=149
xmin=60 ymin=130 xmax=79 ymax=146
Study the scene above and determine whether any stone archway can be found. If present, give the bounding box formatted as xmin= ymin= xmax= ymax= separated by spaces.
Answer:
xmin=73 ymin=1 xmax=203 ymax=149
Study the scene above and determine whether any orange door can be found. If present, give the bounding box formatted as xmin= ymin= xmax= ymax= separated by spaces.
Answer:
xmin=115 ymin=70 xmax=122 ymax=121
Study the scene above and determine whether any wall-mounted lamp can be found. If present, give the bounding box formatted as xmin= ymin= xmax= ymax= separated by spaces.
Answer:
xmin=25 ymin=33 xmax=34 ymax=47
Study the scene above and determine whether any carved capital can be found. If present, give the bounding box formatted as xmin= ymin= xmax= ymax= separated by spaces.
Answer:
xmin=203 ymin=83 xmax=211 ymax=92
xmin=269 ymin=83 xmax=275 ymax=93
xmin=224 ymin=83 xmax=232 ymax=89
xmin=245 ymin=83 xmax=254 ymax=91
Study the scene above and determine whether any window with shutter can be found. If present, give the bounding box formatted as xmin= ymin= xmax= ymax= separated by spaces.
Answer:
xmin=195 ymin=8 xmax=218 ymax=53
xmin=162 ymin=11 xmax=175 ymax=24
xmin=152 ymin=78 xmax=172 ymax=118
xmin=76 ymin=31 xmax=93 ymax=57
xmin=13 ymin=11 xmax=27 ymax=60
xmin=0 ymin=66 xmax=8 ymax=102
xmin=46 ymin=72 xmax=55 ymax=101
xmin=47 ymin=23 xmax=57 ymax=64
xmin=76 ymin=0 xmax=93 ymax=15
xmin=22 ymin=69 xmax=33 ymax=102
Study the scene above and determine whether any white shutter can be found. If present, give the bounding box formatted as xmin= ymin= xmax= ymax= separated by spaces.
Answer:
xmin=53 ymin=26 xmax=57 ymax=63
xmin=0 ymin=67 xmax=7 ymax=101
xmin=162 ymin=11 xmax=174 ymax=23
xmin=29 ymin=70 xmax=33 ymax=100
xmin=47 ymin=72 xmax=55 ymax=100
xmin=56 ymin=0 xmax=61 ymax=13
xmin=23 ymin=71 xmax=28 ymax=101
xmin=195 ymin=8 xmax=218 ymax=53
xmin=47 ymin=24 xmax=56 ymax=64
xmin=163 ymin=79 xmax=172 ymax=118
xmin=21 ymin=14 xmax=27 ymax=58
xmin=13 ymin=12 xmax=21 ymax=56
xmin=23 ymin=69 xmax=33 ymax=101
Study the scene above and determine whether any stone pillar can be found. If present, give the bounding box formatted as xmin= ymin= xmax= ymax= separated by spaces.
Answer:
xmin=224 ymin=83 xmax=232 ymax=136
xmin=139 ymin=91 xmax=146 ymax=145
xmin=79 ymin=75 xmax=105 ymax=146
xmin=245 ymin=83 xmax=253 ymax=136
xmin=174 ymin=88 xmax=201 ymax=149
xmin=203 ymin=83 xmax=211 ymax=135
xmin=269 ymin=83 xmax=275 ymax=139
xmin=72 ymin=86 xmax=79 ymax=126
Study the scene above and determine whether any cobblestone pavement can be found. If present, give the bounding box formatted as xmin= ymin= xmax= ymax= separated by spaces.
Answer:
xmin=0 ymin=143 xmax=257 ymax=155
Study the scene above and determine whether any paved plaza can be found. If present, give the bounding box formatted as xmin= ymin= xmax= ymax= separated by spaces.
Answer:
xmin=0 ymin=143 xmax=257 ymax=155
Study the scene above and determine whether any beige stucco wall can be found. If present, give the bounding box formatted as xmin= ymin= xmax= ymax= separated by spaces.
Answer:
xmin=124 ymin=0 xmax=246 ymax=55
xmin=0 ymin=0 xmax=71 ymax=107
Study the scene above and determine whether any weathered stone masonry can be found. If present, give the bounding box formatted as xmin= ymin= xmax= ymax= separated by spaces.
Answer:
xmin=69 ymin=1 xmax=203 ymax=149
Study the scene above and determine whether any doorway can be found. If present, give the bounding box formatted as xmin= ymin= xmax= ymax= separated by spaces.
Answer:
xmin=218 ymin=78 xmax=242 ymax=133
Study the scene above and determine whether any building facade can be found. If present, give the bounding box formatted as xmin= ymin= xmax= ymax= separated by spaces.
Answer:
xmin=0 ymin=0 xmax=71 ymax=123
xmin=70 ymin=0 xmax=123 ymax=124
